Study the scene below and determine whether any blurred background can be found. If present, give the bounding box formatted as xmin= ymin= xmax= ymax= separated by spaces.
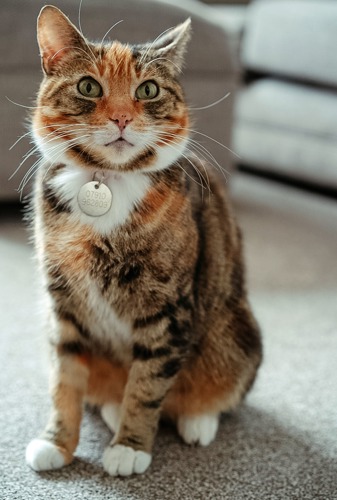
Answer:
xmin=1 ymin=1 xmax=336 ymax=499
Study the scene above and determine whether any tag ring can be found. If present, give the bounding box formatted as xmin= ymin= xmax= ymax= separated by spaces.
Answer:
xmin=93 ymin=171 xmax=105 ymax=188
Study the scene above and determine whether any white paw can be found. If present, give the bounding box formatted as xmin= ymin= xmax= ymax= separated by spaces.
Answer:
xmin=102 ymin=444 xmax=152 ymax=476
xmin=101 ymin=403 xmax=121 ymax=434
xmin=177 ymin=414 xmax=219 ymax=446
xmin=25 ymin=439 xmax=66 ymax=471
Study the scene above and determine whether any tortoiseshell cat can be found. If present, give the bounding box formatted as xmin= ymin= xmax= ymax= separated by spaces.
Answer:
xmin=25 ymin=5 xmax=262 ymax=476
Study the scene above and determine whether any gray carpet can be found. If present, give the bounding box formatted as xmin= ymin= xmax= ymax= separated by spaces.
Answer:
xmin=1 ymin=173 xmax=336 ymax=500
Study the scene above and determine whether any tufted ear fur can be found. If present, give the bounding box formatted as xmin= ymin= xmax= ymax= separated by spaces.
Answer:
xmin=37 ymin=5 xmax=87 ymax=75
xmin=141 ymin=19 xmax=192 ymax=74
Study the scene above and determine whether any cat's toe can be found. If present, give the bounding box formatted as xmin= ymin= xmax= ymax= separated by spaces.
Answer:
xmin=101 ymin=402 xmax=121 ymax=434
xmin=177 ymin=414 xmax=219 ymax=446
xmin=102 ymin=444 xmax=152 ymax=476
xmin=25 ymin=439 xmax=67 ymax=471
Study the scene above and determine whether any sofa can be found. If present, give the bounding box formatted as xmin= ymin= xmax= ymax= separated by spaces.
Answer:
xmin=0 ymin=0 xmax=237 ymax=201
xmin=232 ymin=0 xmax=337 ymax=193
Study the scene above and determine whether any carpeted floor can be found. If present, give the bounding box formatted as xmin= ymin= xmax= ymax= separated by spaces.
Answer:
xmin=1 ymin=173 xmax=336 ymax=500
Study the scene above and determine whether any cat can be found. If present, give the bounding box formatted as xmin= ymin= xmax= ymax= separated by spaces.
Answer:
xmin=24 ymin=5 xmax=262 ymax=476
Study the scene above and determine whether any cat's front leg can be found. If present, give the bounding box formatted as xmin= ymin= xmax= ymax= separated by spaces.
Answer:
xmin=103 ymin=333 xmax=184 ymax=476
xmin=26 ymin=319 xmax=90 ymax=471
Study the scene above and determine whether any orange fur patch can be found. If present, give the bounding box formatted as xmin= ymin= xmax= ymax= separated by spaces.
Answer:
xmin=45 ymin=223 xmax=96 ymax=275
xmin=85 ymin=355 xmax=128 ymax=406
xmin=163 ymin=365 xmax=236 ymax=419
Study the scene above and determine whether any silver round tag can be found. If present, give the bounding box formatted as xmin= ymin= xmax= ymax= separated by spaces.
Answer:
xmin=77 ymin=181 xmax=112 ymax=217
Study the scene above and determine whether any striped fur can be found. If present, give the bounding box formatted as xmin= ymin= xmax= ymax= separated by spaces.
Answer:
xmin=25 ymin=6 xmax=262 ymax=476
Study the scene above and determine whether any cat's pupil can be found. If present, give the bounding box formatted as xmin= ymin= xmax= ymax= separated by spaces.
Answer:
xmin=86 ymin=83 xmax=92 ymax=93
xmin=145 ymin=85 xmax=150 ymax=96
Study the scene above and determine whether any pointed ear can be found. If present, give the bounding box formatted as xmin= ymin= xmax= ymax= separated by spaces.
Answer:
xmin=37 ymin=5 xmax=87 ymax=75
xmin=146 ymin=19 xmax=192 ymax=73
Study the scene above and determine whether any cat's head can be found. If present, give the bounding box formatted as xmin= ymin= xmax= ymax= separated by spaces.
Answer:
xmin=33 ymin=5 xmax=191 ymax=174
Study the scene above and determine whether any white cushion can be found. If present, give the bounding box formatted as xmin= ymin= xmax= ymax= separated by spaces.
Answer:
xmin=233 ymin=79 xmax=337 ymax=188
xmin=242 ymin=0 xmax=337 ymax=87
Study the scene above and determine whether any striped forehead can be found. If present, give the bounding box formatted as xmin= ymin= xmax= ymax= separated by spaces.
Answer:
xmin=100 ymin=42 xmax=137 ymax=85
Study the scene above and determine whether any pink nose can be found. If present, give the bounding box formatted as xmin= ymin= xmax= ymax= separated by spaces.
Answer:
xmin=110 ymin=113 xmax=133 ymax=131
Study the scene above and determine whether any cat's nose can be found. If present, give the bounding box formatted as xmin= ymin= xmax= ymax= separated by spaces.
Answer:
xmin=109 ymin=113 xmax=133 ymax=131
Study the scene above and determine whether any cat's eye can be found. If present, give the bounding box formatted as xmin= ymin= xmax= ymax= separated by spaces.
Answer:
xmin=135 ymin=81 xmax=159 ymax=100
xmin=78 ymin=77 xmax=103 ymax=98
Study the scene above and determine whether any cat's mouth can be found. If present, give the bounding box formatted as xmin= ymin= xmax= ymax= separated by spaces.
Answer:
xmin=104 ymin=138 xmax=134 ymax=148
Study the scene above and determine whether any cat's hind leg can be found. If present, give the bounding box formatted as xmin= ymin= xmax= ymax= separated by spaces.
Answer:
xmin=164 ymin=361 xmax=249 ymax=447
xmin=177 ymin=413 xmax=219 ymax=446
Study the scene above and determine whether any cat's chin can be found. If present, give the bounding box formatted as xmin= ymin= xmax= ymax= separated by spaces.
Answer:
xmin=95 ymin=140 xmax=141 ymax=166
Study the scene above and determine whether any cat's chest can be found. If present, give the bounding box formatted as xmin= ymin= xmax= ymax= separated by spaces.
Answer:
xmin=46 ymin=164 xmax=151 ymax=235
xmin=83 ymin=278 xmax=133 ymax=363
xmin=42 ymin=218 xmax=136 ymax=362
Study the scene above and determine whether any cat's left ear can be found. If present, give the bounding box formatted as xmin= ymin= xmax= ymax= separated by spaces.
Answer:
xmin=143 ymin=19 xmax=192 ymax=74
xmin=37 ymin=5 xmax=88 ymax=75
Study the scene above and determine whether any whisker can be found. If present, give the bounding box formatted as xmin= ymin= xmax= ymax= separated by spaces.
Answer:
xmin=166 ymin=125 xmax=241 ymax=159
xmin=138 ymin=26 xmax=175 ymax=65
xmin=6 ymin=96 xmax=45 ymax=111
xmin=189 ymin=92 xmax=231 ymax=111
xmin=78 ymin=0 xmax=84 ymax=37
xmin=17 ymin=134 xmax=90 ymax=196
xmin=155 ymin=137 xmax=209 ymax=192
xmin=9 ymin=123 xmax=92 ymax=151
xmin=186 ymin=137 xmax=230 ymax=182
xmin=50 ymin=45 xmax=97 ymax=68
xmin=100 ymin=19 xmax=124 ymax=48
xmin=12 ymin=132 xmax=90 ymax=187
xmin=183 ymin=144 xmax=211 ymax=189
xmin=143 ymin=57 xmax=181 ymax=74
xmin=77 ymin=0 xmax=99 ymax=66
xmin=160 ymin=129 xmax=230 ymax=184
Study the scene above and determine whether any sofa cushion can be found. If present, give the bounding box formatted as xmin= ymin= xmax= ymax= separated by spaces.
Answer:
xmin=241 ymin=0 xmax=337 ymax=87
xmin=233 ymin=79 xmax=337 ymax=188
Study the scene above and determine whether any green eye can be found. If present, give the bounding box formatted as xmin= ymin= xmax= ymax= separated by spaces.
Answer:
xmin=78 ymin=77 xmax=102 ymax=98
xmin=135 ymin=81 xmax=159 ymax=100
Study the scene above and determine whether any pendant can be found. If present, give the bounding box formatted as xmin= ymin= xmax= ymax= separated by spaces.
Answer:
xmin=78 ymin=180 xmax=112 ymax=217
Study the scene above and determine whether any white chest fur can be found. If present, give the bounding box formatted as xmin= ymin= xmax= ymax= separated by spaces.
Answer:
xmin=84 ymin=280 xmax=133 ymax=364
xmin=49 ymin=164 xmax=151 ymax=235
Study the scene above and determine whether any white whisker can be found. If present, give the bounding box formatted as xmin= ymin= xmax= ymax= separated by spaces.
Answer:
xmin=78 ymin=0 xmax=84 ymax=37
xmin=6 ymin=96 xmax=45 ymax=111
xmin=186 ymin=137 xmax=230 ymax=182
xmin=14 ymin=133 xmax=90 ymax=195
xmin=155 ymin=136 xmax=210 ymax=193
xmin=143 ymin=57 xmax=181 ymax=74
xmin=51 ymin=45 xmax=97 ymax=68
xmin=156 ymin=129 xmax=225 ymax=183
xmin=189 ymin=92 xmax=231 ymax=111
xmin=100 ymin=20 xmax=124 ymax=48
xmin=77 ymin=0 xmax=99 ymax=67
xmin=18 ymin=135 xmax=88 ymax=196
xmin=167 ymin=125 xmax=241 ymax=159
xmin=10 ymin=123 xmax=95 ymax=151
xmin=139 ymin=26 xmax=175 ymax=65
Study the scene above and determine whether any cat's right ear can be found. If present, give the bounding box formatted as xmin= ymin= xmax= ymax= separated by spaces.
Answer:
xmin=37 ymin=5 xmax=86 ymax=75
